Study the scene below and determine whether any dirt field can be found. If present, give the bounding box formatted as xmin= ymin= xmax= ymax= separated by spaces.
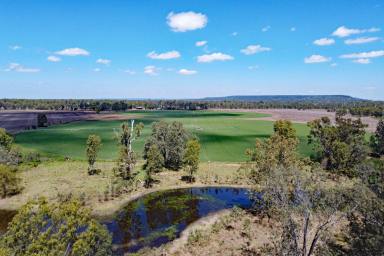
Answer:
xmin=0 ymin=109 xmax=379 ymax=134
xmin=215 ymin=108 xmax=379 ymax=132
xmin=0 ymin=111 xmax=131 ymax=134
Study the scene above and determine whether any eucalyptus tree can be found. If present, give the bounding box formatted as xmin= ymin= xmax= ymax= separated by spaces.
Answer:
xmin=144 ymin=121 xmax=189 ymax=170
xmin=85 ymin=134 xmax=102 ymax=175
xmin=143 ymin=144 xmax=164 ymax=187
xmin=183 ymin=139 xmax=201 ymax=182
xmin=115 ymin=120 xmax=143 ymax=179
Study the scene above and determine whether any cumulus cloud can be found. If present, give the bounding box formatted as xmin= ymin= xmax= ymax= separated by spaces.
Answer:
xmin=147 ymin=50 xmax=180 ymax=60
xmin=96 ymin=58 xmax=111 ymax=65
xmin=353 ymin=58 xmax=371 ymax=64
xmin=332 ymin=26 xmax=380 ymax=37
xmin=261 ymin=26 xmax=271 ymax=32
xmin=55 ymin=48 xmax=90 ymax=56
xmin=179 ymin=69 xmax=197 ymax=75
xmin=9 ymin=45 xmax=21 ymax=50
xmin=123 ymin=69 xmax=136 ymax=75
xmin=340 ymin=50 xmax=384 ymax=59
xmin=144 ymin=65 xmax=160 ymax=75
xmin=47 ymin=56 xmax=61 ymax=62
xmin=197 ymin=52 xmax=234 ymax=63
xmin=196 ymin=41 xmax=207 ymax=47
xmin=5 ymin=63 xmax=40 ymax=73
xmin=304 ymin=55 xmax=331 ymax=63
xmin=241 ymin=45 xmax=271 ymax=55
xmin=167 ymin=11 xmax=207 ymax=32
xmin=344 ymin=37 xmax=379 ymax=45
xmin=313 ymin=38 xmax=335 ymax=46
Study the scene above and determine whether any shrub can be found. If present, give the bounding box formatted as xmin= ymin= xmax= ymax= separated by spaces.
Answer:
xmin=0 ymin=128 xmax=13 ymax=151
xmin=0 ymin=198 xmax=112 ymax=256
xmin=0 ymin=147 xmax=21 ymax=166
xmin=0 ymin=165 xmax=22 ymax=198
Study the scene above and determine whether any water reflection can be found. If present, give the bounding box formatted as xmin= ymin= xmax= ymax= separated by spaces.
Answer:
xmin=103 ymin=187 xmax=252 ymax=254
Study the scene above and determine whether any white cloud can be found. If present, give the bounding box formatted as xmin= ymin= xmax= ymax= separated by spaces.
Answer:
xmin=241 ymin=45 xmax=271 ymax=55
xmin=340 ymin=50 xmax=384 ymax=59
xmin=55 ymin=47 xmax=90 ymax=56
xmin=179 ymin=69 xmax=197 ymax=75
xmin=248 ymin=65 xmax=259 ymax=70
xmin=5 ymin=63 xmax=40 ymax=73
xmin=96 ymin=58 xmax=111 ymax=65
xmin=261 ymin=26 xmax=271 ymax=32
xmin=144 ymin=65 xmax=160 ymax=75
xmin=313 ymin=38 xmax=335 ymax=46
xmin=9 ymin=45 xmax=21 ymax=50
xmin=304 ymin=55 xmax=331 ymax=63
xmin=147 ymin=50 xmax=180 ymax=60
xmin=332 ymin=26 xmax=380 ymax=37
xmin=93 ymin=68 xmax=101 ymax=72
xmin=47 ymin=56 xmax=61 ymax=62
xmin=353 ymin=58 xmax=371 ymax=64
xmin=197 ymin=52 xmax=234 ymax=63
xmin=123 ymin=69 xmax=136 ymax=75
xmin=195 ymin=41 xmax=207 ymax=47
xmin=330 ymin=63 xmax=338 ymax=67
xmin=290 ymin=27 xmax=296 ymax=32
xmin=167 ymin=11 xmax=207 ymax=32
xmin=344 ymin=37 xmax=379 ymax=45
xmin=231 ymin=32 xmax=238 ymax=36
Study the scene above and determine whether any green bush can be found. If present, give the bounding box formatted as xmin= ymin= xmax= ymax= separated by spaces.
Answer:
xmin=0 ymin=198 xmax=112 ymax=256
xmin=0 ymin=165 xmax=22 ymax=198
xmin=0 ymin=128 xmax=13 ymax=151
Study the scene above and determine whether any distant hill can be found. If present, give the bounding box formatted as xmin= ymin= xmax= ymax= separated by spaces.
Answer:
xmin=201 ymin=95 xmax=365 ymax=103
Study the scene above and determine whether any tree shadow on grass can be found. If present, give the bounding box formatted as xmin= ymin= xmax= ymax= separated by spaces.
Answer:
xmin=197 ymin=133 xmax=270 ymax=144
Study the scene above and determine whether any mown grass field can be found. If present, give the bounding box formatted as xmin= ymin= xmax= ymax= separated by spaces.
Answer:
xmin=15 ymin=111 xmax=313 ymax=162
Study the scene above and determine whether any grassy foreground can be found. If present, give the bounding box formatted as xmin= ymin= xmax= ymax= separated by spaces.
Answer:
xmin=15 ymin=111 xmax=313 ymax=162
xmin=0 ymin=160 xmax=245 ymax=217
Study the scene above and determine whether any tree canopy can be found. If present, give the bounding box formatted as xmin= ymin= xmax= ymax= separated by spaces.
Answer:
xmin=86 ymin=134 xmax=102 ymax=175
xmin=307 ymin=114 xmax=367 ymax=175
xmin=0 ymin=198 xmax=112 ymax=256
xmin=144 ymin=121 xmax=189 ymax=170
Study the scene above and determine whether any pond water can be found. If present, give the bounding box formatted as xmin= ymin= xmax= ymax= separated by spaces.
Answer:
xmin=103 ymin=187 xmax=253 ymax=254
xmin=0 ymin=187 xmax=253 ymax=254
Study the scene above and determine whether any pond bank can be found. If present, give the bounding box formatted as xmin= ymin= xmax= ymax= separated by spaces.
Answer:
xmin=102 ymin=186 xmax=254 ymax=254
xmin=94 ymin=183 xmax=252 ymax=218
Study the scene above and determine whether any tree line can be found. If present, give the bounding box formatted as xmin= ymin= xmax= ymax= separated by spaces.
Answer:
xmin=1 ymin=98 xmax=383 ymax=117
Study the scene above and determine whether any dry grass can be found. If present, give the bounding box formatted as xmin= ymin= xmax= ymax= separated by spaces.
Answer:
xmin=0 ymin=160 xmax=247 ymax=217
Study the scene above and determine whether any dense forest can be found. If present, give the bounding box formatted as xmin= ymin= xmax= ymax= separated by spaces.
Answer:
xmin=0 ymin=96 xmax=383 ymax=117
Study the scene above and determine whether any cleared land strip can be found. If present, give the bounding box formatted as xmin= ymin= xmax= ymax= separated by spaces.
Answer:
xmin=214 ymin=108 xmax=379 ymax=132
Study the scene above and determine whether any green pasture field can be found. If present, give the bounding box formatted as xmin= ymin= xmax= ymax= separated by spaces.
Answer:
xmin=14 ymin=111 xmax=313 ymax=162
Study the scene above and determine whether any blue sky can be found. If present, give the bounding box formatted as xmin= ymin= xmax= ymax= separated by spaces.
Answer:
xmin=0 ymin=0 xmax=383 ymax=99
